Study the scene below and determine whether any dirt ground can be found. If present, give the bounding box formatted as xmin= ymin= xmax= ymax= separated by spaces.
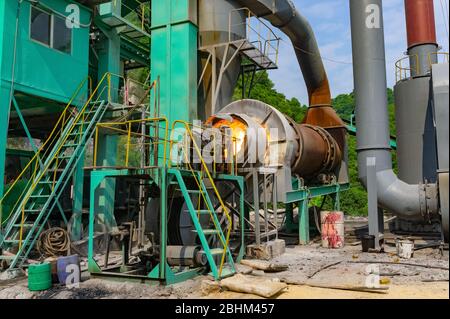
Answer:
xmin=0 ymin=244 xmax=448 ymax=299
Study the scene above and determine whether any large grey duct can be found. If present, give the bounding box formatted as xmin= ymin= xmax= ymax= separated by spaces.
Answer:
xmin=236 ymin=0 xmax=344 ymax=129
xmin=237 ymin=0 xmax=329 ymax=105
xmin=349 ymin=0 xmax=438 ymax=219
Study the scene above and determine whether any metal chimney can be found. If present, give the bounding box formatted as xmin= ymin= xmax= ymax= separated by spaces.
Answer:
xmin=405 ymin=0 xmax=438 ymax=76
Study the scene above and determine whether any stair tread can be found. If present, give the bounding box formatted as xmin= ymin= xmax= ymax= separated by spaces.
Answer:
xmin=208 ymin=248 xmax=225 ymax=255
xmin=185 ymin=209 xmax=211 ymax=214
xmin=1 ymin=101 xmax=107 ymax=270
xmin=12 ymin=223 xmax=35 ymax=228
xmin=193 ymin=229 xmax=220 ymax=235
xmin=29 ymin=194 xmax=49 ymax=198
xmin=208 ymin=266 xmax=235 ymax=279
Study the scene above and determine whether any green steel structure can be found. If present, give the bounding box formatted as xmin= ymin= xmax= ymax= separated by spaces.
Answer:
xmin=0 ymin=0 xmax=350 ymax=285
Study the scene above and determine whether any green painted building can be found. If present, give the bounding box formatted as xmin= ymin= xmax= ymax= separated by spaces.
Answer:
xmin=0 ymin=0 xmax=150 ymax=194
xmin=0 ymin=0 xmax=92 ymax=194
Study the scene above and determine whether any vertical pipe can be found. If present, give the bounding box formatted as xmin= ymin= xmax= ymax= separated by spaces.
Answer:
xmin=405 ymin=0 xmax=438 ymax=76
xmin=350 ymin=0 xmax=392 ymax=178
xmin=349 ymin=0 xmax=438 ymax=218
xmin=405 ymin=0 xmax=437 ymax=48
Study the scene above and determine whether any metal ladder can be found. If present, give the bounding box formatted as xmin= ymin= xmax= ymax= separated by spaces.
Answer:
xmin=169 ymin=121 xmax=236 ymax=280
xmin=169 ymin=169 xmax=235 ymax=280
xmin=0 ymin=100 xmax=108 ymax=269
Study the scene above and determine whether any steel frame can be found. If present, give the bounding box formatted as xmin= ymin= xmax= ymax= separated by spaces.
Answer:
xmin=87 ymin=167 xmax=245 ymax=285
xmin=284 ymin=181 xmax=350 ymax=245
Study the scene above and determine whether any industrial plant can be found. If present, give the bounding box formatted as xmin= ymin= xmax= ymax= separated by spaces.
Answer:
xmin=0 ymin=0 xmax=448 ymax=300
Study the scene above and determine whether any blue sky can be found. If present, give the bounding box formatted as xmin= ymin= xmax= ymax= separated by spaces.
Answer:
xmin=268 ymin=0 xmax=450 ymax=103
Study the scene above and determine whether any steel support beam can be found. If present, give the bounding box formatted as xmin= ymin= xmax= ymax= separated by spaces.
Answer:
xmin=88 ymin=169 xmax=127 ymax=273
xmin=285 ymin=182 xmax=349 ymax=244
xmin=0 ymin=85 xmax=10 ymax=196
xmin=150 ymin=0 xmax=198 ymax=124
xmin=11 ymin=97 xmax=38 ymax=154
xmin=89 ymin=25 xmax=122 ymax=237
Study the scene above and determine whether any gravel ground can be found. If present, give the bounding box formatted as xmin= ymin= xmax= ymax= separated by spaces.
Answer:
xmin=0 ymin=243 xmax=448 ymax=299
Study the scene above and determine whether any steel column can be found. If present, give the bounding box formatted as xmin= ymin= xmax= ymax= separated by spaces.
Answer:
xmin=0 ymin=85 xmax=10 ymax=196
xmin=151 ymin=0 xmax=198 ymax=124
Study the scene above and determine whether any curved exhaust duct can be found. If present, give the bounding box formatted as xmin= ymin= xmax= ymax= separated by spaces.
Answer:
xmin=236 ymin=0 xmax=345 ymax=129
xmin=349 ymin=0 xmax=438 ymax=219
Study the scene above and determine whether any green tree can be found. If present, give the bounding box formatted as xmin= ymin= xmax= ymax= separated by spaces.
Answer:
xmin=233 ymin=71 xmax=308 ymax=122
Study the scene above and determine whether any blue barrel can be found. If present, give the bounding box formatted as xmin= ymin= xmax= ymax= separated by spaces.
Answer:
xmin=56 ymin=255 xmax=81 ymax=285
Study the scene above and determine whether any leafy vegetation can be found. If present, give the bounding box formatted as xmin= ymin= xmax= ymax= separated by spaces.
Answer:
xmin=233 ymin=71 xmax=398 ymax=216
xmin=233 ymin=71 xmax=308 ymax=122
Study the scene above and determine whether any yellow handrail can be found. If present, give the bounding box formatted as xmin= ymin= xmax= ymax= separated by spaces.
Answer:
xmin=0 ymin=76 xmax=91 ymax=226
xmin=93 ymin=117 xmax=169 ymax=169
xmin=395 ymin=54 xmax=419 ymax=82
xmin=170 ymin=120 xmax=233 ymax=276
xmin=395 ymin=52 xmax=449 ymax=82
xmin=17 ymin=73 xmax=111 ymax=248
xmin=428 ymin=52 xmax=449 ymax=65
xmin=3 ymin=71 xmax=151 ymax=226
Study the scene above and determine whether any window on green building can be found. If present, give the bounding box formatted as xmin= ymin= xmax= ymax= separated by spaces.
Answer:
xmin=30 ymin=5 xmax=72 ymax=54
xmin=53 ymin=15 xmax=72 ymax=54
xmin=30 ymin=6 xmax=51 ymax=46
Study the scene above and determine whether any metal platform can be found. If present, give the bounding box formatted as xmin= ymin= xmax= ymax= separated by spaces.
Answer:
xmin=230 ymin=39 xmax=278 ymax=71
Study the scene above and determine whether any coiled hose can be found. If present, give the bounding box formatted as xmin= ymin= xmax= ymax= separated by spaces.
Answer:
xmin=37 ymin=227 xmax=70 ymax=257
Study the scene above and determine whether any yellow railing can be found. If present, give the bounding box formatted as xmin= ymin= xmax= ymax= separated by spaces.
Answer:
xmin=1 ymin=72 xmax=151 ymax=248
xmin=169 ymin=122 xmax=238 ymax=176
xmin=395 ymin=54 xmax=419 ymax=82
xmin=395 ymin=52 xmax=449 ymax=82
xmin=93 ymin=117 xmax=169 ymax=169
xmin=428 ymin=52 xmax=449 ymax=66
xmin=16 ymin=73 xmax=114 ymax=248
xmin=0 ymin=76 xmax=92 ymax=227
xmin=121 ymin=0 xmax=150 ymax=32
xmin=169 ymin=121 xmax=233 ymax=276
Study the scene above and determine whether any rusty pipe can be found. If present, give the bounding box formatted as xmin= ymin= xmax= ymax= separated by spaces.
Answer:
xmin=404 ymin=0 xmax=439 ymax=76
xmin=287 ymin=119 xmax=342 ymax=179
xmin=405 ymin=0 xmax=437 ymax=49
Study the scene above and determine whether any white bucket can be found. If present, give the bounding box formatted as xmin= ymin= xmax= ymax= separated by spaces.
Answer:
xmin=396 ymin=239 xmax=415 ymax=259
xmin=321 ymin=211 xmax=345 ymax=248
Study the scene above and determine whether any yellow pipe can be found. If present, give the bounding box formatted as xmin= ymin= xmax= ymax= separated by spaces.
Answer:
xmin=125 ymin=124 xmax=132 ymax=166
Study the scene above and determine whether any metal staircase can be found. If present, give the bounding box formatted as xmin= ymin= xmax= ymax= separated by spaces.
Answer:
xmin=169 ymin=121 xmax=236 ymax=280
xmin=0 ymin=80 xmax=111 ymax=270
xmin=169 ymin=169 xmax=235 ymax=280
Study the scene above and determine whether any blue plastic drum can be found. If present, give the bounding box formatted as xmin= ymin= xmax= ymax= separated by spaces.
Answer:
xmin=56 ymin=255 xmax=81 ymax=285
